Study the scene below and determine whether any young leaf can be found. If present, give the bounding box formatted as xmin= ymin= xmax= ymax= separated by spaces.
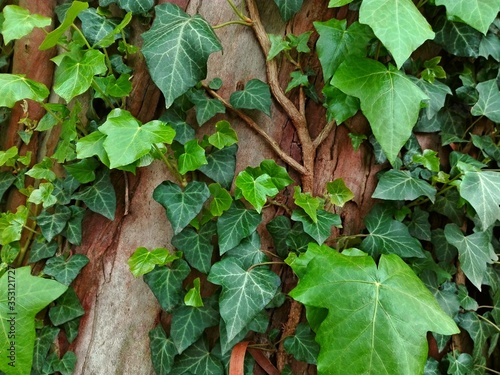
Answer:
xmin=273 ymin=0 xmax=304 ymax=22
xmin=48 ymin=288 xmax=85 ymax=326
xmin=149 ymin=325 xmax=177 ymax=375
xmin=28 ymin=238 xmax=58 ymax=263
xmin=1 ymin=5 xmax=51 ymax=44
xmin=235 ymin=169 xmax=278 ymax=213
xmin=284 ymin=323 xmax=320 ymax=364
xmin=76 ymin=131 xmax=110 ymax=166
xmin=178 ymin=139 xmax=208 ymax=174
xmin=208 ymin=183 xmax=232 ymax=217
xmin=32 ymin=326 xmax=60 ymax=373
xmin=184 ymin=278 xmax=203 ymax=307
xmin=471 ymin=79 xmax=500 ymax=123
xmin=0 ymin=267 xmax=67 ymax=375
xmin=229 ymin=79 xmax=272 ymax=116
xmin=372 ymin=170 xmax=437 ymax=202
xmin=208 ymin=257 xmax=281 ymax=342
xmin=0 ymin=74 xmax=50 ymax=108
xmin=153 ymin=181 xmax=210 ymax=235
xmin=266 ymin=216 xmax=291 ymax=257
xmin=43 ymin=254 xmax=90 ymax=286
xmin=128 ymin=247 xmax=178 ymax=277
xmin=208 ymin=121 xmax=238 ymax=150
xmin=446 ymin=352 xmax=473 ymax=375
xmin=326 ymin=178 xmax=354 ymax=207
xmin=268 ymin=34 xmax=290 ymax=60
xmin=28 ymin=182 xmax=57 ymax=208
xmin=291 ymin=209 xmax=341 ymax=244
xmin=288 ymin=244 xmax=459 ymax=375
xmin=293 ymin=186 xmax=323 ymax=223
xmin=259 ymin=159 xmax=294 ymax=190
xmin=323 ymin=85 xmax=360 ymax=125
xmin=332 ymin=58 xmax=428 ymax=164
xmin=72 ymin=170 xmax=116 ymax=220
xmin=359 ymin=0 xmax=434 ymax=68
xmin=286 ymin=71 xmax=309 ymax=93
xmin=444 ymin=224 xmax=497 ymax=290
xmin=141 ymin=3 xmax=222 ymax=107
xmin=52 ymin=351 xmax=77 ymax=375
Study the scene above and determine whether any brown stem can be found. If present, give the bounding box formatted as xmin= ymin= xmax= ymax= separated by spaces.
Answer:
xmin=313 ymin=120 xmax=336 ymax=150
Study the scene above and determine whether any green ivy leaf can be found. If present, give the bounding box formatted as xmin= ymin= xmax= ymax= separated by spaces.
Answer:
xmin=372 ymin=170 xmax=437 ymax=202
xmin=326 ymin=178 xmax=354 ymax=207
xmin=359 ymin=0 xmax=434 ymax=68
xmin=72 ymin=170 xmax=116 ymax=220
xmin=435 ymin=0 xmax=500 ymax=35
xmin=446 ymin=352 xmax=473 ymax=375
xmin=260 ymin=159 xmax=294 ymax=190
xmin=64 ymin=206 xmax=85 ymax=245
xmin=100 ymin=0 xmax=154 ymax=14
xmin=32 ymin=326 xmax=60 ymax=373
xmin=328 ymin=0 xmax=354 ymax=6
xmin=153 ymin=181 xmax=210 ymax=235
xmin=434 ymin=17 xmax=481 ymax=57
xmin=332 ymin=58 xmax=427 ymax=164
xmin=78 ymin=8 xmax=119 ymax=46
xmin=230 ymin=79 xmax=272 ymax=116
xmin=293 ymin=186 xmax=323 ymax=223
xmin=36 ymin=205 xmax=72 ymax=242
xmin=267 ymin=216 xmax=291 ymax=257
xmin=284 ymin=323 xmax=319 ymax=364
xmin=28 ymin=182 xmax=57 ymax=208
xmin=171 ymin=297 xmax=219 ymax=354
xmin=99 ymin=109 xmax=175 ymax=168
xmin=412 ymin=149 xmax=440 ymax=173
xmin=76 ymin=131 xmax=110 ymax=166
xmin=142 ymin=3 xmax=222 ymax=107
xmin=268 ymin=34 xmax=291 ymax=60
xmin=408 ymin=207 xmax=431 ymax=241
xmin=471 ymin=79 xmax=500 ymax=123
xmin=273 ymin=0 xmax=304 ymax=21
xmin=208 ymin=183 xmax=232 ymax=217
xmin=288 ymin=244 xmax=459 ymax=375
xmin=291 ymin=209 xmax=341 ymax=244
xmin=48 ymin=288 xmax=84 ymax=326
xmin=144 ymin=260 xmax=191 ymax=312
xmin=236 ymin=169 xmax=278 ymax=213
xmin=322 ymin=85 xmax=360 ymax=125
xmin=361 ymin=205 xmax=425 ymax=258
xmin=219 ymin=310 xmax=269 ymax=355
xmin=458 ymin=312 xmax=496 ymax=359
xmin=217 ymin=202 xmax=262 ymax=254
xmin=411 ymin=78 xmax=452 ymax=120
xmin=444 ymin=224 xmax=497 ymax=290
xmin=208 ymin=257 xmax=281 ymax=342
xmin=314 ymin=19 xmax=373 ymax=81
xmin=54 ymin=49 xmax=107 ymax=102
xmin=28 ymin=238 xmax=58 ymax=263
xmin=128 ymin=247 xmax=178 ymax=277
xmin=1 ymin=5 xmax=51 ymax=44
xmin=188 ymin=91 xmax=226 ymax=126
xmin=479 ymin=30 xmax=500 ymax=61
xmin=459 ymin=170 xmax=500 ymax=230
xmin=225 ymin=231 xmax=267 ymax=269
xmin=149 ymin=325 xmax=178 ymax=375
xmin=52 ymin=351 xmax=77 ymax=375
xmin=170 ymin=337 xmax=224 ymax=375
xmin=208 ymin=121 xmax=238 ymax=150
xmin=178 ymin=139 xmax=208 ymax=175
xmin=64 ymin=158 xmax=99 ymax=184
xmin=286 ymin=71 xmax=309 ymax=93
xmin=0 ymin=74 xmax=50 ymax=108
xmin=171 ymin=221 xmax=216 ymax=274
xmin=43 ymin=254 xmax=89 ymax=286
xmin=0 ymin=267 xmax=67 ymax=375
xmin=184 ymin=277 xmax=203 ymax=307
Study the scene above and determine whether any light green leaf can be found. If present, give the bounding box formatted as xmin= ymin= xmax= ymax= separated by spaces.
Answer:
xmin=444 ymin=224 xmax=497 ymax=290
xmin=217 ymin=202 xmax=261 ymax=254
xmin=128 ymin=247 xmax=178 ymax=277
xmin=198 ymin=144 xmax=237 ymax=189
xmin=268 ymin=34 xmax=290 ymax=60
xmin=43 ymin=254 xmax=89 ymax=286
xmin=259 ymin=159 xmax=294 ymax=190
xmin=332 ymin=58 xmax=428 ymax=164
xmin=40 ymin=1 xmax=89 ymax=50
xmin=72 ymin=170 xmax=116 ymax=220
xmin=144 ymin=260 xmax=191 ymax=312
xmin=328 ymin=0 xmax=353 ymax=6
xmin=273 ymin=0 xmax=304 ymax=21
xmin=97 ymin=11 xmax=133 ymax=48
xmin=178 ymin=139 xmax=208 ymax=175
xmin=48 ymin=288 xmax=84 ymax=326
xmin=0 ymin=74 xmax=49 ymax=108
xmin=208 ymin=257 xmax=280 ymax=342
xmin=293 ymin=186 xmax=323 ymax=223
xmin=153 ymin=180 xmax=210 ymax=235
xmin=100 ymin=0 xmax=154 ymax=14
xmin=471 ymin=79 xmax=500 ymax=123
xmin=28 ymin=182 xmax=57 ymax=208
xmin=326 ymin=178 xmax=354 ymax=207
xmin=359 ymin=0 xmax=434 ymax=68
xmin=408 ymin=207 xmax=431 ymax=241
xmin=284 ymin=323 xmax=319 ymax=364
xmin=288 ymin=244 xmax=459 ymax=375
xmin=149 ymin=325 xmax=177 ymax=375
xmin=236 ymin=169 xmax=278 ymax=213
xmin=208 ymin=183 xmax=232 ymax=217
xmin=99 ymin=109 xmax=175 ymax=168
xmin=0 ymin=172 xmax=15 ymax=202
xmin=64 ymin=158 xmax=99 ymax=184
xmin=170 ymin=337 xmax=224 ymax=375
xmin=0 ymin=206 xmax=28 ymax=245
xmin=286 ymin=71 xmax=309 ymax=93
xmin=230 ymin=79 xmax=272 ymax=116
xmin=208 ymin=121 xmax=238 ymax=150
xmin=287 ymin=31 xmax=312 ymax=53
xmin=76 ymin=131 xmax=110 ymax=166
xmin=459 ymin=170 xmax=500 ymax=229
xmin=1 ymin=5 xmax=51 ymax=44
xmin=314 ymin=19 xmax=373 ymax=81
xmin=141 ymin=3 xmax=222 ymax=107
xmin=372 ymin=170 xmax=436 ymax=202
xmin=323 ymin=85 xmax=360 ymax=124
xmin=0 ymin=267 xmax=67 ymax=375
xmin=435 ymin=0 xmax=500 ymax=35
xmin=184 ymin=277 xmax=203 ymax=307
xmin=291 ymin=209 xmax=341 ymax=244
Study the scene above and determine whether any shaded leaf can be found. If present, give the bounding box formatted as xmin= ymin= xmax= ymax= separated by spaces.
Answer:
xmin=434 ymin=17 xmax=481 ymax=57
xmin=198 ymin=144 xmax=237 ymax=189
xmin=225 ymin=231 xmax=267 ymax=269
xmin=48 ymin=288 xmax=85 ymax=326
xmin=128 ymin=247 xmax=178 ymax=277
xmin=323 ymin=85 xmax=360 ymax=125
xmin=230 ymin=79 xmax=272 ymax=116
xmin=471 ymin=79 xmax=500 ymax=123
xmin=208 ymin=121 xmax=238 ymax=150
xmin=170 ymin=337 xmax=224 ymax=375
xmin=291 ymin=209 xmax=341 ymax=244
xmin=43 ymin=254 xmax=89 ymax=286
xmin=32 ymin=326 xmax=60 ymax=373
xmin=284 ymin=323 xmax=319 ymax=364
xmin=178 ymin=139 xmax=207 ymax=175
xmin=72 ymin=170 xmax=116 ymax=220
xmin=36 ymin=205 xmax=72 ymax=242
xmin=52 ymin=351 xmax=77 ymax=375
xmin=273 ymin=0 xmax=304 ymax=22
xmin=266 ymin=216 xmax=291 ymax=258
xmin=236 ymin=169 xmax=278 ymax=213
xmin=149 ymin=325 xmax=177 ymax=375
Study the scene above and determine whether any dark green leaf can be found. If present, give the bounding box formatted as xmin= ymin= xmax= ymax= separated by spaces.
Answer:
xmin=49 ymin=288 xmax=85 ymax=326
xmin=28 ymin=237 xmax=58 ymax=263
xmin=286 ymin=222 xmax=315 ymax=253
xmin=479 ymin=30 xmax=500 ymax=61
xmin=225 ymin=231 xmax=267 ymax=269
xmin=141 ymin=3 xmax=222 ymax=107
xmin=291 ymin=209 xmax=341 ymax=244
xmin=37 ymin=205 xmax=72 ymax=242
xmin=65 ymin=205 xmax=85 ymax=245
xmin=457 ymin=285 xmax=479 ymax=311
xmin=153 ymin=181 xmax=210 ymax=235
xmin=471 ymin=79 xmax=500 ymax=122
xmin=284 ymin=323 xmax=319 ymax=364
xmin=44 ymin=254 xmax=89 ymax=286
xmin=408 ymin=207 xmax=431 ymax=241
xmin=372 ymin=170 xmax=436 ymax=202
xmin=472 ymin=135 xmax=500 ymax=165
xmin=78 ymin=8 xmax=119 ymax=46
xmin=230 ymin=79 xmax=272 ymax=116
xmin=273 ymin=0 xmax=303 ymax=21
xmin=219 ymin=310 xmax=269 ymax=355
xmin=434 ymin=17 xmax=481 ymax=57
xmin=0 ymin=172 xmax=15 ymax=202
xmin=170 ymin=337 xmax=224 ymax=375
xmin=191 ymin=95 xmax=225 ymax=125
xmin=32 ymin=326 xmax=60 ymax=373
xmin=62 ymin=318 xmax=80 ymax=344
xmin=446 ymin=352 xmax=473 ymax=375
xmin=432 ymin=190 xmax=464 ymax=226
xmin=199 ymin=144 xmax=237 ymax=189
xmin=184 ymin=277 xmax=203 ymax=307
xmin=149 ymin=325 xmax=177 ymax=375
xmin=100 ymin=0 xmax=153 ymax=14
xmin=322 ymin=85 xmax=360 ymax=125
xmin=72 ymin=170 xmax=116 ymax=220
xmin=266 ymin=216 xmax=291 ymax=257
xmin=52 ymin=351 xmax=77 ymax=375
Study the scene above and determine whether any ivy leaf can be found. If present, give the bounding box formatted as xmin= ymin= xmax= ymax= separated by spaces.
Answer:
xmin=0 ymin=74 xmax=50 ymax=108
xmin=171 ymin=297 xmax=219 ymax=354
xmin=52 ymin=351 xmax=77 ymax=375
xmin=64 ymin=158 xmax=99 ymax=184
xmin=208 ymin=183 xmax=232 ymax=217
xmin=72 ymin=170 xmax=116 ymax=220
xmin=217 ymin=202 xmax=262 ymax=254
xmin=188 ymin=92 xmax=225 ymax=125
xmin=43 ymin=254 xmax=89 ymax=286
xmin=286 ymin=71 xmax=309 ymax=93
xmin=1 ymin=5 xmax=51 ymax=44
xmin=230 ymin=79 xmax=272 ymax=116
xmin=78 ymin=8 xmax=120 ymax=46
xmin=326 ymin=178 xmax=354 ymax=207
xmin=99 ymin=0 xmax=154 ymax=14
xmin=76 ymin=131 xmax=110 ymax=166
xmin=459 ymin=170 xmax=500 ymax=230
xmin=288 ymin=244 xmax=459 ymax=375
xmin=444 ymin=224 xmax=497 ymax=290
xmin=170 ymin=337 xmax=224 ymax=375
xmin=171 ymin=221 xmax=216 ymax=274
xmin=260 ymin=159 xmax=294 ymax=190
xmin=332 ymin=58 xmax=427 ymax=164
xmin=314 ymin=19 xmax=373 ymax=81
xmin=284 ymin=323 xmax=320 ymax=364
xmin=208 ymin=121 xmax=238 ymax=150
xmin=199 ymin=144 xmax=237 ymax=189
xmin=99 ymin=109 xmax=175 ymax=168
xmin=408 ymin=207 xmax=431 ymax=241
xmin=434 ymin=17 xmax=481 ymax=57
xmin=32 ymin=326 xmax=60 ymax=373
xmin=149 ymin=325 xmax=177 ymax=375
xmin=141 ymin=3 xmax=222 ymax=107
xmin=323 ymin=85 xmax=360 ymax=125
xmin=328 ymin=0 xmax=353 ymax=6
xmin=361 ymin=205 xmax=425 ymax=258
xmin=291 ymin=209 xmax=341 ymax=245
xmin=0 ymin=267 xmax=67 ymax=375
xmin=268 ymin=34 xmax=290 ymax=60
xmin=54 ymin=49 xmax=107 ymax=102
xmin=48 ymin=288 xmax=84 ymax=326
xmin=178 ymin=140 xmax=208 ymax=175
xmin=128 ymin=247 xmax=178 ymax=277
xmin=144 ymin=260 xmax=191 ymax=312
xmin=236 ymin=169 xmax=278 ymax=213
xmin=267 ymin=216 xmax=291 ymax=257
xmin=28 ymin=238 xmax=58 ymax=263
xmin=458 ymin=312 xmax=497 ymax=359
xmin=208 ymin=257 xmax=281 ymax=342
xmin=359 ymin=0 xmax=434 ymax=68
xmin=471 ymin=79 xmax=500 ymax=123
xmin=153 ymin=181 xmax=210 ymax=235
xmin=372 ymin=170 xmax=437 ymax=202
xmin=434 ymin=0 xmax=500 ymax=35
xmin=225 ymin=231 xmax=267 ymax=269
xmin=273 ymin=0 xmax=304 ymax=22
xmin=36 ymin=205 xmax=72 ymax=242
xmin=411 ymin=78 xmax=452 ymax=120
xmin=293 ymin=186 xmax=323 ymax=223
xmin=446 ymin=352 xmax=473 ymax=375
xmin=479 ymin=30 xmax=500 ymax=61
xmin=0 ymin=173 xmax=15 ymax=202
xmin=184 ymin=278 xmax=204 ymax=307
